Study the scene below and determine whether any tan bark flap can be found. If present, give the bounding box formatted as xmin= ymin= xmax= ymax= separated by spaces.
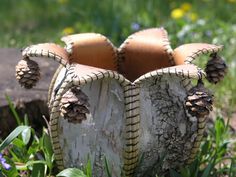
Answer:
xmin=22 ymin=43 xmax=69 ymax=67
xmin=61 ymin=33 xmax=117 ymax=71
xmin=173 ymin=43 xmax=223 ymax=65
xmin=71 ymin=64 xmax=129 ymax=86
xmin=118 ymin=28 xmax=174 ymax=81
xmin=135 ymin=64 xmax=205 ymax=83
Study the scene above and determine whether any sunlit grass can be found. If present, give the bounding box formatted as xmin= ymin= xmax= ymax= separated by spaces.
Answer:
xmin=1 ymin=98 xmax=235 ymax=176
xmin=1 ymin=1 xmax=235 ymax=111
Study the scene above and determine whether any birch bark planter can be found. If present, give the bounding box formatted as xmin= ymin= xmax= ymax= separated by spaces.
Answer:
xmin=15 ymin=28 xmax=227 ymax=177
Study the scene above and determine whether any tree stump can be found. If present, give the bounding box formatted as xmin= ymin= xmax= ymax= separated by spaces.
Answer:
xmin=14 ymin=28 xmax=227 ymax=177
xmin=0 ymin=48 xmax=58 ymax=138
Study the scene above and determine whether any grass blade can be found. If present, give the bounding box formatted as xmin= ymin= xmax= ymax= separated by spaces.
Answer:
xmin=104 ymin=157 xmax=112 ymax=177
xmin=21 ymin=127 xmax=31 ymax=145
xmin=85 ymin=157 xmax=92 ymax=177
xmin=189 ymin=158 xmax=200 ymax=177
xmin=201 ymin=163 xmax=213 ymax=177
xmin=0 ymin=125 xmax=29 ymax=151
xmin=57 ymin=168 xmax=87 ymax=177
xmin=5 ymin=94 xmax=22 ymax=125
xmin=229 ymin=158 xmax=236 ymax=177
xmin=169 ymin=169 xmax=182 ymax=177
xmin=31 ymin=163 xmax=45 ymax=177
xmin=26 ymin=160 xmax=48 ymax=166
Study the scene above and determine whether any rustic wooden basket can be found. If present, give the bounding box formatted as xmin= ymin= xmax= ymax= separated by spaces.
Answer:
xmin=16 ymin=28 xmax=226 ymax=177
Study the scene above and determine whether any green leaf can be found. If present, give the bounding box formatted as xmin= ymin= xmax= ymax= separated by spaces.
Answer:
xmin=21 ymin=127 xmax=31 ymax=145
xmin=0 ymin=156 xmax=19 ymax=177
xmin=31 ymin=163 xmax=46 ymax=177
xmin=24 ymin=114 xmax=29 ymax=126
xmin=0 ymin=126 xmax=29 ymax=151
xmin=214 ymin=117 xmax=226 ymax=147
xmin=200 ymin=140 xmax=210 ymax=157
xmin=5 ymin=95 xmax=22 ymax=125
xmin=154 ymin=151 xmax=167 ymax=173
xmin=41 ymin=128 xmax=54 ymax=172
xmin=229 ymin=159 xmax=236 ymax=177
xmin=8 ymin=148 xmax=22 ymax=162
xmin=0 ymin=171 xmax=4 ymax=177
xmin=1 ymin=167 xmax=19 ymax=177
xmin=42 ymin=129 xmax=53 ymax=158
xmin=12 ymin=138 xmax=25 ymax=148
xmin=104 ymin=157 xmax=112 ymax=177
xmin=216 ymin=141 xmax=229 ymax=158
xmin=180 ymin=167 xmax=190 ymax=177
xmin=27 ymin=141 xmax=40 ymax=155
xmin=188 ymin=158 xmax=199 ymax=177
xmin=201 ymin=163 xmax=214 ymax=177
xmin=85 ymin=157 xmax=92 ymax=177
xmin=57 ymin=168 xmax=87 ymax=177
xmin=26 ymin=160 xmax=48 ymax=167
xmin=169 ymin=169 xmax=182 ymax=177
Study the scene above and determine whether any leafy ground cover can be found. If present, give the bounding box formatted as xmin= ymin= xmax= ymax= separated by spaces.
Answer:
xmin=0 ymin=101 xmax=235 ymax=176
xmin=0 ymin=0 xmax=236 ymax=176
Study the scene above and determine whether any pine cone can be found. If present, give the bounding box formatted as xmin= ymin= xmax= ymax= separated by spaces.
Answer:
xmin=205 ymin=53 xmax=227 ymax=84
xmin=60 ymin=87 xmax=90 ymax=123
xmin=185 ymin=80 xmax=213 ymax=117
xmin=15 ymin=57 xmax=40 ymax=89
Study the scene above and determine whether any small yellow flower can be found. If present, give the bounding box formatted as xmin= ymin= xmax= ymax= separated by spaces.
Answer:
xmin=62 ymin=27 xmax=75 ymax=35
xmin=171 ymin=8 xmax=185 ymax=19
xmin=188 ymin=12 xmax=198 ymax=22
xmin=180 ymin=3 xmax=192 ymax=12
xmin=227 ymin=0 xmax=236 ymax=3
xmin=57 ymin=0 xmax=68 ymax=5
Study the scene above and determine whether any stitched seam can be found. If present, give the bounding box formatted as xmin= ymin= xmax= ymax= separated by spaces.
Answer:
xmin=185 ymin=46 xmax=223 ymax=64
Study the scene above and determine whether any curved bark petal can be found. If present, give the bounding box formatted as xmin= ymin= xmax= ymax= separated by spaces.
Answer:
xmin=22 ymin=43 xmax=69 ymax=67
xmin=134 ymin=64 xmax=205 ymax=84
xmin=61 ymin=33 xmax=117 ymax=71
xmin=173 ymin=43 xmax=223 ymax=65
xmin=118 ymin=27 xmax=174 ymax=81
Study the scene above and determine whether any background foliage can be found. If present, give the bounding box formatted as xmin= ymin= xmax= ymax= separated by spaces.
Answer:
xmin=0 ymin=0 xmax=235 ymax=109
xmin=0 ymin=0 xmax=236 ymax=176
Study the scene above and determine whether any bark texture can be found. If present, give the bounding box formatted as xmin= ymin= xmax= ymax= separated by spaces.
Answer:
xmin=49 ymin=64 xmax=206 ymax=177
xmin=58 ymin=79 xmax=125 ymax=177
xmin=136 ymin=76 xmax=196 ymax=176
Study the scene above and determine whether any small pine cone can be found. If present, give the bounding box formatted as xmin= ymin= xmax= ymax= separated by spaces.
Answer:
xmin=185 ymin=80 xmax=213 ymax=117
xmin=205 ymin=53 xmax=227 ymax=84
xmin=60 ymin=87 xmax=90 ymax=123
xmin=15 ymin=57 xmax=40 ymax=89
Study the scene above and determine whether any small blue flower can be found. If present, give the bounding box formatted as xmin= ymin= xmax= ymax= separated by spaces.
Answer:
xmin=0 ymin=153 xmax=11 ymax=170
xmin=205 ymin=30 xmax=212 ymax=37
xmin=131 ymin=22 xmax=140 ymax=31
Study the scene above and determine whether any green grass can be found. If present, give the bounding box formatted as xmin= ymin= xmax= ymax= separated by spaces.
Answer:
xmin=168 ymin=117 xmax=236 ymax=177
xmin=1 ymin=98 xmax=236 ymax=176
xmin=1 ymin=0 xmax=235 ymax=111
